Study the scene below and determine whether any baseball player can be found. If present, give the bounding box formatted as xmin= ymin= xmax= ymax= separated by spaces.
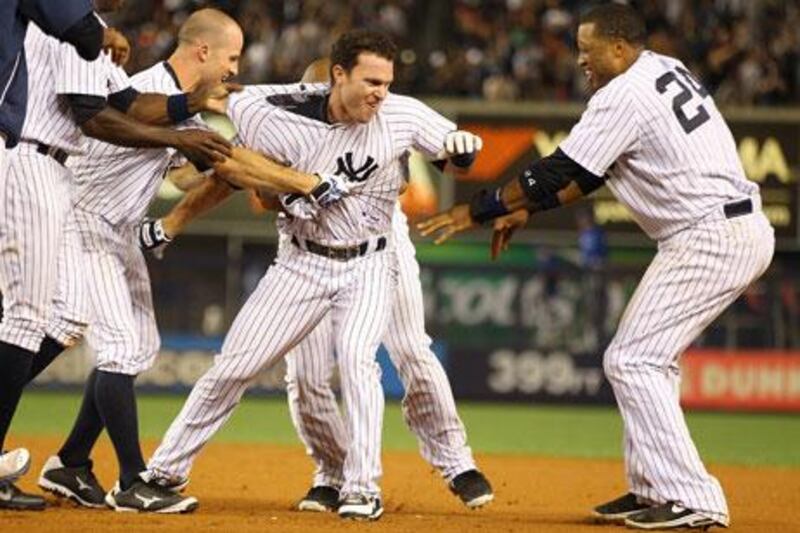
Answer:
xmin=142 ymin=30 xmax=482 ymax=521
xmin=280 ymin=59 xmax=493 ymax=513
xmin=0 ymin=0 xmax=105 ymax=511
xmin=0 ymin=0 xmax=236 ymax=510
xmin=419 ymin=4 xmax=773 ymax=531
xmin=29 ymin=9 xmax=347 ymax=514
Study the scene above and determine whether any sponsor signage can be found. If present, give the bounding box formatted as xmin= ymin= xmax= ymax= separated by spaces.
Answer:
xmin=681 ymin=350 xmax=800 ymax=412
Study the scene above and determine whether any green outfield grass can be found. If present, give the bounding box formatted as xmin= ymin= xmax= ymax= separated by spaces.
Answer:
xmin=13 ymin=391 xmax=800 ymax=467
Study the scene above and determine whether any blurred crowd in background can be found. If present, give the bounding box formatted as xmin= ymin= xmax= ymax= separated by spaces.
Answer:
xmin=107 ymin=0 xmax=800 ymax=105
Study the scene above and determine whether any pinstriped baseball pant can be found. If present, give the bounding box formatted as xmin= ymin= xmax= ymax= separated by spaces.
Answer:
xmin=286 ymin=217 xmax=476 ymax=489
xmin=604 ymin=208 xmax=774 ymax=526
xmin=148 ymin=242 xmax=396 ymax=496
xmin=73 ymin=211 xmax=160 ymax=375
xmin=0 ymin=148 xmax=87 ymax=352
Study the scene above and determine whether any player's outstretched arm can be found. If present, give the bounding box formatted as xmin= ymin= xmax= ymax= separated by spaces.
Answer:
xmin=116 ymin=81 xmax=242 ymax=127
xmin=74 ymin=103 xmax=232 ymax=167
xmin=161 ymin=176 xmax=237 ymax=238
xmin=213 ymin=147 xmax=348 ymax=207
xmin=418 ymin=149 xmax=601 ymax=247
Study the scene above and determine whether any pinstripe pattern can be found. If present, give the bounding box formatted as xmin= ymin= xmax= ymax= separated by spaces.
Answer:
xmin=21 ymin=24 xmax=129 ymax=156
xmin=72 ymin=62 xmax=201 ymax=225
xmin=559 ymin=50 xmax=776 ymax=526
xmin=285 ymin=316 xmax=348 ymax=489
xmin=45 ymin=209 xmax=89 ymax=346
xmin=604 ymin=209 xmax=773 ymax=525
xmin=148 ymin=243 xmax=397 ymax=495
xmin=560 ymin=51 xmax=756 ymax=241
xmin=229 ymin=85 xmax=455 ymax=246
xmin=73 ymin=211 xmax=160 ymax=376
xmin=286 ymin=203 xmax=476 ymax=488
xmin=0 ymin=147 xmax=72 ymax=352
xmin=145 ymin=86 xmax=457 ymax=497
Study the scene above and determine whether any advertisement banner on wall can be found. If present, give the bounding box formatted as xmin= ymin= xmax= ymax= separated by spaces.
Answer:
xmin=681 ymin=350 xmax=800 ymax=412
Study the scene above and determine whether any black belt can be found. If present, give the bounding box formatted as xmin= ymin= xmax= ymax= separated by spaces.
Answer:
xmin=34 ymin=142 xmax=69 ymax=166
xmin=291 ymin=236 xmax=387 ymax=260
xmin=723 ymin=198 xmax=752 ymax=219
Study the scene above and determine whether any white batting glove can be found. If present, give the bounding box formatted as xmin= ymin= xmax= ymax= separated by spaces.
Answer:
xmin=445 ymin=130 xmax=483 ymax=155
xmin=309 ymin=173 xmax=350 ymax=207
xmin=280 ymin=194 xmax=320 ymax=220
xmin=444 ymin=130 xmax=483 ymax=168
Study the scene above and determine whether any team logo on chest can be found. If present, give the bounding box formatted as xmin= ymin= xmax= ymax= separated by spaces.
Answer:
xmin=335 ymin=152 xmax=379 ymax=183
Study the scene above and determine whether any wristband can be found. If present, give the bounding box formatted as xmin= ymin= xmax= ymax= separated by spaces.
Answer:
xmin=469 ymin=188 xmax=509 ymax=225
xmin=167 ymin=93 xmax=192 ymax=123
xmin=450 ymin=151 xmax=477 ymax=168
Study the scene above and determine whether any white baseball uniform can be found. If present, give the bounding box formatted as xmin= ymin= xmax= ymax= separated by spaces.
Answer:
xmin=66 ymin=61 xmax=199 ymax=375
xmin=286 ymin=201 xmax=477 ymax=490
xmin=559 ymin=51 xmax=774 ymax=526
xmin=147 ymin=84 xmax=456 ymax=497
xmin=0 ymin=24 xmax=128 ymax=353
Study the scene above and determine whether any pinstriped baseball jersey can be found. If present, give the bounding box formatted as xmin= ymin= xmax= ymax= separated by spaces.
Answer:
xmin=70 ymin=62 xmax=200 ymax=226
xmin=20 ymin=23 xmax=130 ymax=155
xmin=559 ymin=51 xmax=757 ymax=241
xmin=227 ymin=85 xmax=455 ymax=246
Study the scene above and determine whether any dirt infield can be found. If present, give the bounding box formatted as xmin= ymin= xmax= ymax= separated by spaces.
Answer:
xmin=3 ymin=436 xmax=798 ymax=532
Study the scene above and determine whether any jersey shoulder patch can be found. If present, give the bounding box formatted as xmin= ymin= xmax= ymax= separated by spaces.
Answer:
xmin=266 ymin=87 xmax=329 ymax=123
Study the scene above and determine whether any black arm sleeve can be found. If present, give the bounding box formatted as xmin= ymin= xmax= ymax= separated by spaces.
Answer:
xmin=518 ymin=148 xmax=606 ymax=205
xmin=108 ymin=88 xmax=140 ymax=114
xmin=65 ymin=94 xmax=106 ymax=125
xmin=60 ymin=12 xmax=104 ymax=61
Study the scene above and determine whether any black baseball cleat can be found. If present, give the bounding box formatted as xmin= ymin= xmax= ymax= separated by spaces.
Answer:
xmin=0 ymin=482 xmax=46 ymax=511
xmin=338 ymin=493 xmax=383 ymax=521
xmin=449 ymin=469 xmax=494 ymax=509
xmin=624 ymin=502 xmax=727 ymax=530
xmin=105 ymin=479 xmax=198 ymax=514
xmin=297 ymin=485 xmax=340 ymax=512
xmin=38 ymin=455 xmax=106 ymax=508
xmin=592 ymin=492 xmax=652 ymax=523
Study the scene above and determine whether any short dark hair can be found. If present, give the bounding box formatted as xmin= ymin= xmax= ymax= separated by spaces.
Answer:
xmin=330 ymin=30 xmax=397 ymax=74
xmin=579 ymin=3 xmax=646 ymax=46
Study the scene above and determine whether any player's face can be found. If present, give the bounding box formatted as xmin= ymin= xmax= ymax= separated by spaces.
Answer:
xmin=333 ymin=53 xmax=394 ymax=123
xmin=203 ymin=28 xmax=244 ymax=83
xmin=577 ymin=23 xmax=624 ymax=92
xmin=94 ymin=0 xmax=125 ymax=12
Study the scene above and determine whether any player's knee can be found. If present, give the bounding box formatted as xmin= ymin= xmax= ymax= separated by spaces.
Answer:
xmin=338 ymin=352 xmax=382 ymax=384
xmin=602 ymin=346 xmax=629 ymax=383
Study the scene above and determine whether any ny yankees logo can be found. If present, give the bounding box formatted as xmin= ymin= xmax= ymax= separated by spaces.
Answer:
xmin=335 ymin=152 xmax=379 ymax=183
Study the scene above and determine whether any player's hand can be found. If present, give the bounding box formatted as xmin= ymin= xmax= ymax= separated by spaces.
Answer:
xmin=188 ymin=81 xmax=244 ymax=115
xmin=138 ymin=218 xmax=172 ymax=259
xmin=173 ymin=129 xmax=232 ymax=167
xmin=102 ymin=28 xmax=131 ymax=67
xmin=280 ymin=194 xmax=320 ymax=219
xmin=490 ymin=208 xmax=529 ymax=260
xmin=444 ymin=130 xmax=483 ymax=168
xmin=417 ymin=203 xmax=476 ymax=244
xmin=309 ymin=173 xmax=349 ymax=207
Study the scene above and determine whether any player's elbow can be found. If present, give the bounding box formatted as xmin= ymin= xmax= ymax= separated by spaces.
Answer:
xmin=78 ymin=114 xmax=105 ymax=138
xmin=62 ymin=13 xmax=105 ymax=61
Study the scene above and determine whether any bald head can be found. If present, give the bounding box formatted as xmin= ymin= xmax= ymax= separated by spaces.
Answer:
xmin=169 ymin=8 xmax=244 ymax=87
xmin=178 ymin=8 xmax=241 ymax=48
xmin=301 ymin=58 xmax=331 ymax=84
